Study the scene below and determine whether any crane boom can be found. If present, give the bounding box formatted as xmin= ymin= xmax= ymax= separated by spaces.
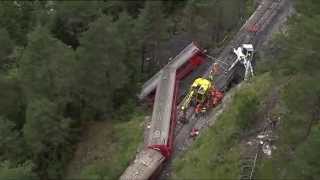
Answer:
xmin=181 ymin=89 xmax=195 ymax=111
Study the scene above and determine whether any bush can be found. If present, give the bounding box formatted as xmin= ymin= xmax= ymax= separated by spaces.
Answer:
xmin=0 ymin=161 xmax=38 ymax=180
xmin=233 ymin=89 xmax=259 ymax=132
xmin=76 ymin=114 xmax=144 ymax=179
xmin=23 ymin=98 xmax=74 ymax=179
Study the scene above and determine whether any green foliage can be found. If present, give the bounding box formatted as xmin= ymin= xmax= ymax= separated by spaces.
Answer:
xmin=257 ymin=119 xmax=320 ymax=180
xmin=135 ymin=1 xmax=170 ymax=75
xmin=111 ymin=12 xmax=142 ymax=103
xmin=162 ymin=0 xmax=188 ymax=16
xmin=23 ymin=98 xmax=73 ymax=179
xmin=286 ymin=124 xmax=320 ymax=179
xmin=278 ymin=75 xmax=320 ymax=147
xmin=0 ymin=1 xmax=36 ymax=45
xmin=0 ymin=28 xmax=14 ymax=70
xmin=181 ymin=0 xmax=245 ymax=47
xmin=268 ymin=14 xmax=320 ymax=77
xmin=233 ymin=88 xmax=259 ymax=132
xmin=0 ymin=117 xmax=23 ymax=162
xmin=245 ymin=0 xmax=256 ymax=18
xmin=72 ymin=114 xmax=144 ymax=180
xmin=173 ymin=74 xmax=271 ymax=179
xmin=115 ymin=13 xmax=141 ymax=80
xmin=296 ymin=0 xmax=320 ymax=16
xmin=255 ymin=0 xmax=320 ymax=179
xmin=24 ymin=98 xmax=71 ymax=155
xmin=19 ymin=25 xmax=76 ymax=107
xmin=0 ymin=160 xmax=37 ymax=180
xmin=76 ymin=15 xmax=128 ymax=119
xmin=136 ymin=1 xmax=168 ymax=45
xmin=102 ymin=1 xmax=146 ymax=19
xmin=51 ymin=1 xmax=103 ymax=47
xmin=256 ymin=74 xmax=320 ymax=179
xmin=0 ymin=0 xmax=260 ymax=179
xmin=0 ymin=76 xmax=25 ymax=127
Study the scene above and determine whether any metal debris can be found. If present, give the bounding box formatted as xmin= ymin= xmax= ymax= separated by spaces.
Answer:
xmin=262 ymin=143 xmax=272 ymax=156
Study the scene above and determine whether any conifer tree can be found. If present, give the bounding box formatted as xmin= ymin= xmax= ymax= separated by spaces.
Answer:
xmin=19 ymin=26 xmax=76 ymax=108
xmin=76 ymin=15 xmax=128 ymax=119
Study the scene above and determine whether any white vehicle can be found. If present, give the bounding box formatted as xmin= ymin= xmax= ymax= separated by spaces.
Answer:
xmin=228 ymin=44 xmax=255 ymax=81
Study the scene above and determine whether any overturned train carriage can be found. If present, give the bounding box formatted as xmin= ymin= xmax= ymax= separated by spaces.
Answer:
xmin=120 ymin=68 xmax=176 ymax=180
xmin=147 ymin=67 xmax=177 ymax=157
xmin=138 ymin=42 xmax=202 ymax=100
xmin=121 ymin=43 xmax=204 ymax=180
xmin=119 ymin=149 xmax=165 ymax=180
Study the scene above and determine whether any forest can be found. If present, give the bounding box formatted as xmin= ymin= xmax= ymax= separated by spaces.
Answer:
xmin=0 ymin=0 xmax=250 ymax=179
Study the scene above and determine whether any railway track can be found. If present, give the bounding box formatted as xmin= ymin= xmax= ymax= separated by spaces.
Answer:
xmin=239 ymin=115 xmax=278 ymax=180
xmin=121 ymin=0 xmax=291 ymax=179
xmin=160 ymin=0 xmax=290 ymax=178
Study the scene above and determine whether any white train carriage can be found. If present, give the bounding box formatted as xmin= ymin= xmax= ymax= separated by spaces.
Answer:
xmin=147 ymin=67 xmax=177 ymax=157
xmin=138 ymin=42 xmax=201 ymax=100
xmin=119 ymin=149 xmax=165 ymax=180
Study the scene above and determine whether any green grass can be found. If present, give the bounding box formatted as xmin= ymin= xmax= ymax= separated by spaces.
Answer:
xmin=254 ymin=0 xmax=320 ymax=178
xmin=245 ymin=0 xmax=256 ymax=18
xmin=73 ymin=112 xmax=144 ymax=180
xmin=255 ymin=74 xmax=320 ymax=179
xmin=172 ymin=74 xmax=273 ymax=179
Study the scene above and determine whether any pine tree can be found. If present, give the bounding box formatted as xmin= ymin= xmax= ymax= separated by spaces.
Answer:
xmin=0 ymin=117 xmax=22 ymax=162
xmin=23 ymin=98 xmax=72 ymax=179
xmin=51 ymin=1 xmax=102 ymax=48
xmin=0 ymin=76 xmax=24 ymax=127
xmin=0 ymin=29 xmax=15 ymax=72
xmin=135 ymin=1 xmax=169 ymax=75
xmin=0 ymin=1 xmax=36 ymax=45
xmin=181 ymin=0 xmax=221 ymax=47
xmin=115 ymin=12 xmax=141 ymax=83
xmin=0 ymin=28 xmax=14 ymax=70
xmin=181 ymin=0 xmax=244 ymax=47
xmin=76 ymin=15 xmax=128 ymax=119
xmin=19 ymin=26 xmax=76 ymax=108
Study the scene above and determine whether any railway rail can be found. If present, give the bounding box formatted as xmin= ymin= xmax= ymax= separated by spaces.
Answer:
xmin=121 ymin=0 xmax=290 ymax=179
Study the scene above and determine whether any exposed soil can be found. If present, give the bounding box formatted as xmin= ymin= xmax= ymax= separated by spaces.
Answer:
xmin=65 ymin=121 xmax=114 ymax=179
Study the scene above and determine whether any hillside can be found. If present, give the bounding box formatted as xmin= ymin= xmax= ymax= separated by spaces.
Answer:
xmin=0 ymin=0 xmax=319 ymax=179
xmin=172 ymin=0 xmax=320 ymax=179
xmin=0 ymin=1 xmax=252 ymax=179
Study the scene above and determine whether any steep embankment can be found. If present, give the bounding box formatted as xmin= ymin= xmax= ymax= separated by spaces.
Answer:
xmin=172 ymin=0 xmax=320 ymax=179
xmin=172 ymin=73 xmax=273 ymax=179
xmin=65 ymin=113 xmax=145 ymax=179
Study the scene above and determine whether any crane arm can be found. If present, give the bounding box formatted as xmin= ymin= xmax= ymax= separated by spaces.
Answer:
xmin=181 ymin=89 xmax=195 ymax=111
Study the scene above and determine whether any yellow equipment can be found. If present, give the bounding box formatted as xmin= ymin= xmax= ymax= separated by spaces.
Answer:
xmin=181 ymin=78 xmax=212 ymax=112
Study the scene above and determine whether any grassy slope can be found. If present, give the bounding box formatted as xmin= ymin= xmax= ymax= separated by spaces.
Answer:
xmin=65 ymin=112 xmax=144 ymax=180
xmin=255 ymin=0 xmax=320 ymax=179
xmin=173 ymin=0 xmax=320 ymax=179
xmin=172 ymin=74 xmax=274 ymax=179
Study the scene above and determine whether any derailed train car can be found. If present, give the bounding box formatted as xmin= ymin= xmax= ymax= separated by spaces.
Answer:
xmin=120 ymin=43 xmax=205 ymax=180
xmin=146 ymin=67 xmax=177 ymax=158
xmin=120 ymin=149 xmax=165 ymax=180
